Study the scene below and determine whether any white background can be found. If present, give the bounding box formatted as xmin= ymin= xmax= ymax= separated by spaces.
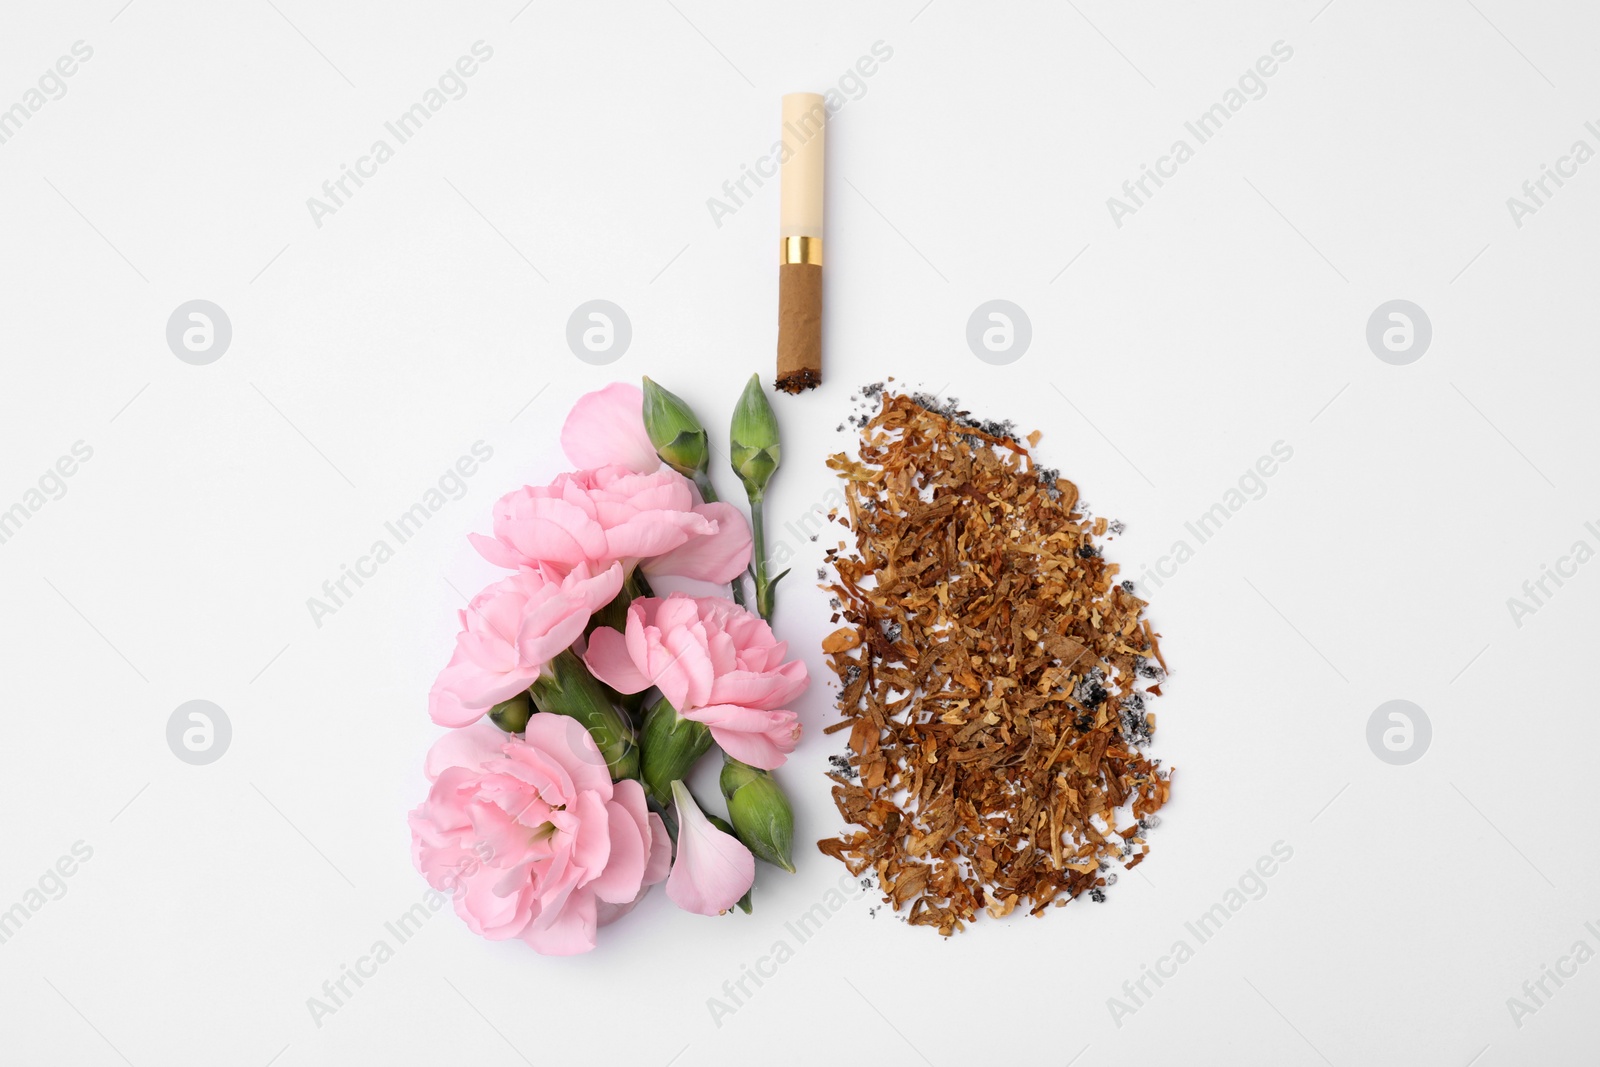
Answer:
xmin=1 ymin=1 xmax=1596 ymax=1064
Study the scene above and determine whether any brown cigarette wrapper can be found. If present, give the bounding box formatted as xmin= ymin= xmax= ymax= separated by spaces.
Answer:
xmin=776 ymin=262 xmax=822 ymax=393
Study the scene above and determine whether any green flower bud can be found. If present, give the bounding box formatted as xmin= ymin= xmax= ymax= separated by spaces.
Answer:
xmin=639 ymin=699 xmax=712 ymax=808
xmin=488 ymin=691 xmax=532 ymax=733
xmin=720 ymin=757 xmax=795 ymax=872
xmin=528 ymin=649 xmax=639 ymax=781
xmin=642 ymin=377 xmax=710 ymax=479
xmin=729 ymin=374 xmax=781 ymax=498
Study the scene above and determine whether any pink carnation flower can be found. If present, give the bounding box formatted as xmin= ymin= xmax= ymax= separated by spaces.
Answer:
xmin=410 ymin=716 xmax=670 ymax=955
xmin=584 ymin=595 xmax=807 ymax=769
xmin=428 ymin=562 xmax=623 ymax=728
xmin=468 ymin=466 xmax=750 ymax=585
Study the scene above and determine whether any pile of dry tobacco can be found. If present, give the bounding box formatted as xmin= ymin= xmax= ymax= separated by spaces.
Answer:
xmin=816 ymin=390 xmax=1171 ymax=934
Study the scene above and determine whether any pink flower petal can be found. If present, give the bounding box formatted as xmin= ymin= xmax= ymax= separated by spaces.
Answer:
xmin=595 ymin=896 xmax=641 ymax=927
xmin=623 ymin=598 xmax=658 ymax=672
xmin=705 ymin=725 xmax=792 ymax=770
xmin=569 ymin=561 xmax=627 ymax=613
xmin=458 ymin=870 xmax=534 ymax=940
xmin=566 ymin=790 xmax=613 ymax=877
xmin=708 ymin=661 xmax=809 ymax=709
xmin=502 ymin=516 xmax=600 ymax=571
xmin=522 ymin=887 xmax=599 ymax=955
xmin=467 ymin=531 xmax=525 ymax=570
xmin=685 ymin=703 xmax=801 ymax=770
xmin=584 ymin=626 xmax=653 ymax=694
xmin=658 ymin=626 xmax=715 ymax=709
xmin=642 ymin=812 xmax=671 ymax=885
xmin=520 ymin=713 xmax=613 ymax=797
xmin=593 ymin=794 xmax=670 ymax=925
xmin=594 ymin=467 xmax=696 ymax=509
xmin=423 ymin=720 xmax=513 ymax=780
xmin=428 ymin=652 xmax=496 ymax=728
xmin=641 ymin=501 xmax=753 ymax=583
xmin=428 ymin=685 xmax=479 ymax=729
xmin=560 ymin=383 xmax=660 ymax=474
xmin=665 ymin=782 xmax=754 ymax=916
xmin=590 ymin=794 xmax=649 ymax=904
xmin=454 ymin=665 xmax=541 ymax=711
xmin=604 ymin=510 xmax=714 ymax=563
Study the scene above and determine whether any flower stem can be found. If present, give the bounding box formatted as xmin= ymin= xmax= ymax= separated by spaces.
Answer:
xmin=528 ymin=649 xmax=639 ymax=781
xmin=750 ymin=492 xmax=773 ymax=621
xmin=692 ymin=470 xmax=719 ymax=504
xmin=649 ymin=795 xmax=679 ymax=841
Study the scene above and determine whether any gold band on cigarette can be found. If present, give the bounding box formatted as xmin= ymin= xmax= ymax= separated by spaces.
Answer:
xmin=780 ymin=235 xmax=823 ymax=267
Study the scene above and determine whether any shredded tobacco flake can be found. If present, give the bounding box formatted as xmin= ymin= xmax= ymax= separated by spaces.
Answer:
xmin=816 ymin=391 xmax=1173 ymax=935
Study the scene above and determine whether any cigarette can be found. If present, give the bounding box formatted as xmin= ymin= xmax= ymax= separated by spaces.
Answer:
xmin=776 ymin=92 xmax=824 ymax=394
